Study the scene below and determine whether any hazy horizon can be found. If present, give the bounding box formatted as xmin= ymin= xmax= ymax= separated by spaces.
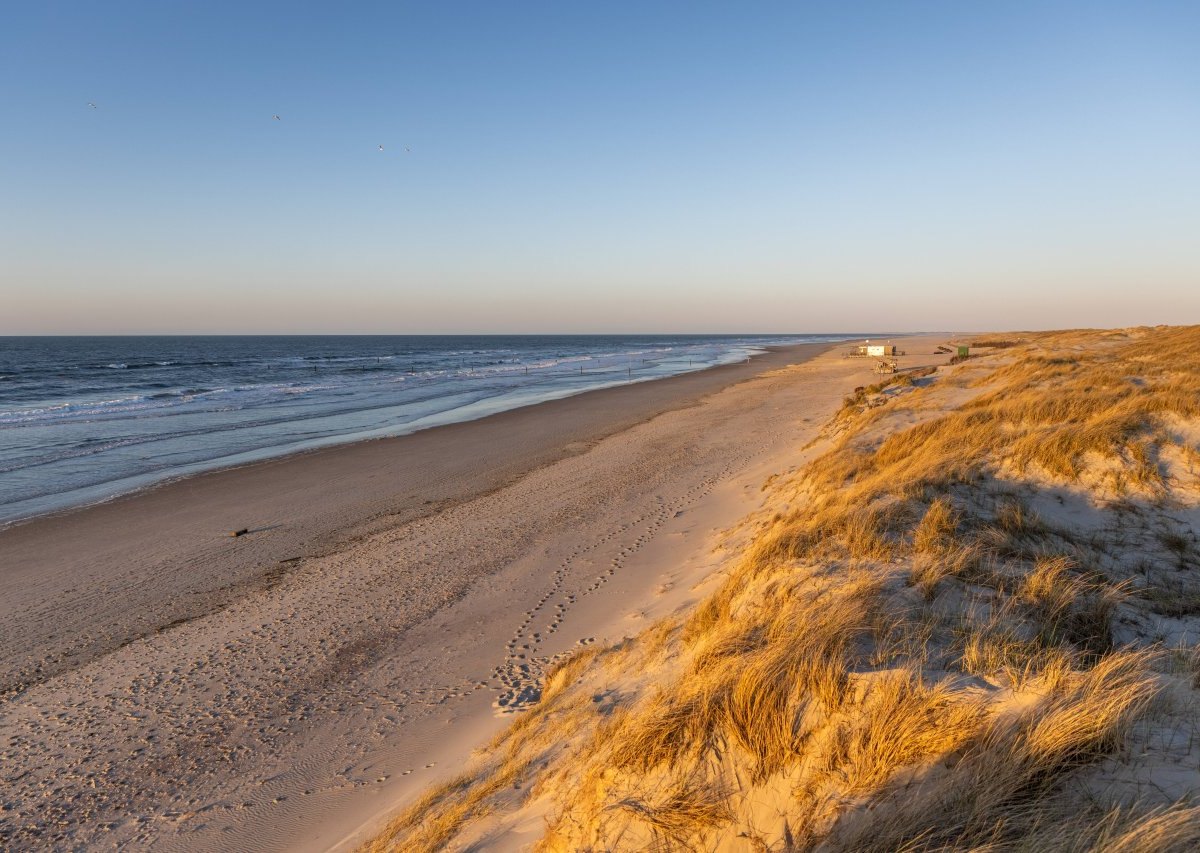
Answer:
xmin=4 ymin=1 xmax=1198 ymax=335
xmin=0 ymin=330 xmax=939 ymax=338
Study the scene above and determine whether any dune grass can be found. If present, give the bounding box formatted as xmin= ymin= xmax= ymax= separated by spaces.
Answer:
xmin=365 ymin=326 xmax=1200 ymax=852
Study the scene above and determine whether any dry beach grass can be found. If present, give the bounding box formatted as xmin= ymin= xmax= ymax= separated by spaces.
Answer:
xmin=370 ymin=326 xmax=1200 ymax=851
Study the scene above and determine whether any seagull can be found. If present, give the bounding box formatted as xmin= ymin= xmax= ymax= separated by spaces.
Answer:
xmin=405 ymin=146 xmax=411 ymax=153
xmin=272 ymin=114 xmax=281 ymax=120
xmin=378 ymin=144 xmax=384 ymax=151
xmin=87 ymin=102 xmax=97 ymax=109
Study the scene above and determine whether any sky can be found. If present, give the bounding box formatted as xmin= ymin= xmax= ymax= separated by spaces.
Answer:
xmin=2 ymin=1 xmax=1198 ymax=334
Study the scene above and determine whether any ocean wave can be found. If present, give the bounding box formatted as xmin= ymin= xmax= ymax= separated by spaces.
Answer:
xmin=75 ymin=359 xmax=236 ymax=372
xmin=0 ymin=376 xmax=379 ymax=425
xmin=0 ymin=434 xmax=160 ymax=474
xmin=298 ymin=354 xmax=397 ymax=363
xmin=0 ymin=353 xmax=716 ymax=427
xmin=147 ymin=387 xmax=215 ymax=400
xmin=0 ymin=387 xmax=260 ymax=425
xmin=101 ymin=361 xmax=183 ymax=370
xmin=339 ymin=364 xmax=395 ymax=374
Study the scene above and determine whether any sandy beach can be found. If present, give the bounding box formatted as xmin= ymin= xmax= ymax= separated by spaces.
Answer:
xmin=8 ymin=3 xmax=1193 ymax=850
xmin=0 ymin=337 xmax=943 ymax=850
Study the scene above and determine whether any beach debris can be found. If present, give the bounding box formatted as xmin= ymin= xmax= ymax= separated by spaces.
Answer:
xmin=231 ymin=528 xmax=250 ymax=537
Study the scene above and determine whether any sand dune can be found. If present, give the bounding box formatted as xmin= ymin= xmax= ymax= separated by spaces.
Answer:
xmin=0 ymin=338 xmax=927 ymax=851
xmin=367 ymin=327 xmax=1200 ymax=852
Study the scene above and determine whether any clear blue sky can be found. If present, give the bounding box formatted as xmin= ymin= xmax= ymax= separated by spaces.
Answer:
xmin=3 ymin=1 xmax=1198 ymax=333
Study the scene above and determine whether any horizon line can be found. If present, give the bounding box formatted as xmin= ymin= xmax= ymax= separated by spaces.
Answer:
xmin=0 ymin=330 xmax=934 ymax=338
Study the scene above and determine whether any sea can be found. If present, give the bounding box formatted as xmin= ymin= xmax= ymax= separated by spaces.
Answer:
xmin=0 ymin=334 xmax=853 ymax=526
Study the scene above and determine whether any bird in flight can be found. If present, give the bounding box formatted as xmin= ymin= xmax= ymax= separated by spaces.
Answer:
xmin=87 ymin=102 xmax=97 ymax=109
xmin=378 ymin=144 xmax=385 ymax=151
xmin=272 ymin=114 xmax=281 ymax=120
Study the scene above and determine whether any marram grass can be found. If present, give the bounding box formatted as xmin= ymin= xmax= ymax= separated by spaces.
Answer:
xmin=367 ymin=326 xmax=1200 ymax=852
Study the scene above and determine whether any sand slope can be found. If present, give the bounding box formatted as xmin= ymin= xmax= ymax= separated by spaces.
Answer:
xmin=1 ymin=339 xmax=939 ymax=850
xmin=367 ymin=328 xmax=1200 ymax=852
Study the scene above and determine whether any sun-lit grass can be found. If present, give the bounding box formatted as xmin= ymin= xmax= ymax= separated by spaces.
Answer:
xmin=361 ymin=759 xmax=528 ymax=853
xmin=365 ymin=326 xmax=1200 ymax=852
xmin=809 ymin=668 xmax=984 ymax=798
xmin=822 ymin=651 xmax=1162 ymax=852
xmin=611 ymin=772 xmax=731 ymax=848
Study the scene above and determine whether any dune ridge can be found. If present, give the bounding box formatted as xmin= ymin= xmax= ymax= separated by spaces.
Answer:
xmin=370 ymin=326 xmax=1200 ymax=851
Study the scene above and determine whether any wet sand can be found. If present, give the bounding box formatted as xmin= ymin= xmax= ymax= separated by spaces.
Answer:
xmin=0 ymin=338 xmax=935 ymax=850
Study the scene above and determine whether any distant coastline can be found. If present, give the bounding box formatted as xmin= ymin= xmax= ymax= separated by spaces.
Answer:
xmin=0 ymin=334 xmax=875 ymax=527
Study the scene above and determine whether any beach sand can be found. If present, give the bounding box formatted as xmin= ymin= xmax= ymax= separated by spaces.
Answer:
xmin=0 ymin=337 xmax=942 ymax=851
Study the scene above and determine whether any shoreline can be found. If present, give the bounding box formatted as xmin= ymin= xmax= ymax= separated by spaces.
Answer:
xmin=0 ymin=336 xmax=938 ymax=851
xmin=0 ymin=342 xmax=836 ymax=533
xmin=1 ymin=337 xmax=855 ymax=532
xmin=1 ymin=341 xmax=839 ymax=715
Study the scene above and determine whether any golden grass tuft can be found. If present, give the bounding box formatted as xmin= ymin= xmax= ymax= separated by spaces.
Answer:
xmin=610 ymin=773 xmax=731 ymax=848
xmin=540 ymin=646 xmax=602 ymax=705
xmin=1092 ymin=802 xmax=1200 ymax=852
xmin=911 ymin=543 xmax=986 ymax=601
xmin=811 ymin=668 xmax=984 ymax=798
xmin=959 ymin=612 xmax=1074 ymax=689
xmin=362 ymin=756 xmax=531 ymax=853
xmin=913 ymin=496 xmax=959 ymax=555
xmin=612 ymin=575 xmax=876 ymax=781
xmin=823 ymin=650 xmax=1161 ymax=852
xmin=1019 ymin=556 xmax=1122 ymax=656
